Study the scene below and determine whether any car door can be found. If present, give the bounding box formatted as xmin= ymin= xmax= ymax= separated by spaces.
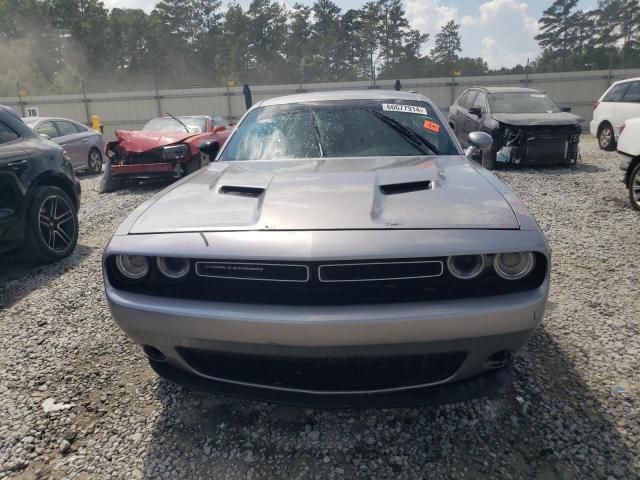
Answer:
xmin=458 ymin=90 xmax=478 ymax=147
xmin=0 ymin=120 xmax=29 ymax=253
xmin=615 ymin=81 xmax=640 ymax=135
xmin=54 ymin=120 xmax=86 ymax=169
xmin=465 ymin=91 xmax=487 ymax=137
xmin=449 ymin=91 xmax=468 ymax=143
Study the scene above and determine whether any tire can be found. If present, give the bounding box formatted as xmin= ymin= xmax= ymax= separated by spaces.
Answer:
xmin=98 ymin=160 xmax=123 ymax=193
xmin=87 ymin=148 xmax=103 ymax=174
xmin=629 ymin=162 xmax=640 ymax=212
xmin=481 ymin=147 xmax=496 ymax=170
xmin=597 ymin=122 xmax=616 ymax=151
xmin=182 ymin=154 xmax=202 ymax=176
xmin=23 ymin=186 xmax=78 ymax=264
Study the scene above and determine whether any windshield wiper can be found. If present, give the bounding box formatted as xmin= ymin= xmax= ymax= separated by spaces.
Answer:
xmin=365 ymin=108 xmax=440 ymax=155
xmin=166 ymin=112 xmax=190 ymax=133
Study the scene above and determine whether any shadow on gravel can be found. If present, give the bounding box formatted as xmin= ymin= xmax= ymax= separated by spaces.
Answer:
xmin=0 ymin=244 xmax=93 ymax=309
xmin=495 ymin=163 xmax=607 ymax=175
xmin=140 ymin=326 xmax=636 ymax=479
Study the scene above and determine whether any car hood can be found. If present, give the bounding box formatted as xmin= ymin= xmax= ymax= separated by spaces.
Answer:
xmin=491 ymin=112 xmax=582 ymax=127
xmin=114 ymin=130 xmax=199 ymax=153
xmin=127 ymin=156 xmax=520 ymax=234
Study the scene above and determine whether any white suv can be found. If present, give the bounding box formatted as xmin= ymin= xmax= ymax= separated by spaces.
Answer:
xmin=590 ymin=78 xmax=640 ymax=150
xmin=617 ymin=117 xmax=640 ymax=211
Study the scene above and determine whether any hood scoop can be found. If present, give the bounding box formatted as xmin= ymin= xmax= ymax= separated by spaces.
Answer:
xmin=219 ymin=185 xmax=265 ymax=198
xmin=379 ymin=180 xmax=432 ymax=195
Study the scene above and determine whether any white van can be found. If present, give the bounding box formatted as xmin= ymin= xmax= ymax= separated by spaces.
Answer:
xmin=590 ymin=77 xmax=640 ymax=150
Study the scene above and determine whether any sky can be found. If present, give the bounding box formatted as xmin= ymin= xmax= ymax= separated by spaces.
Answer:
xmin=102 ymin=0 xmax=596 ymax=69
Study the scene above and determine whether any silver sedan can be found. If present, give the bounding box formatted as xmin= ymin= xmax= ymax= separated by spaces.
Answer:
xmin=23 ymin=117 xmax=104 ymax=174
xmin=103 ymin=90 xmax=550 ymax=407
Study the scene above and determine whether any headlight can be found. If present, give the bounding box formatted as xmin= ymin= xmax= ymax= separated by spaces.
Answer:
xmin=162 ymin=144 xmax=189 ymax=160
xmin=447 ymin=255 xmax=485 ymax=280
xmin=157 ymin=257 xmax=190 ymax=280
xmin=115 ymin=255 xmax=149 ymax=280
xmin=493 ymin=252 xmax=535 ymax=280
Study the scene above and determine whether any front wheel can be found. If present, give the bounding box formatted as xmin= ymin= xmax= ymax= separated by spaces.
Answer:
xmin=23 ymin=186 xmax=79 ymax=263
xmin=182 ymin=154 xmax=202 ymax=176
xmin=87 ymin=148 xmax=103 ymax=174
xmin=598 ymin=123 xmax=616 ymax=151
xmin=629 ymin=162 xmax=640 ymax=212
xmin=481 ymin=147 xmax=496 ymax=170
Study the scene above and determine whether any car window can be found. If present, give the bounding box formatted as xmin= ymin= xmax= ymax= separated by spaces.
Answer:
xmin=622 ymin=81 xmax=640 ymax=103
xmin=143 ymin=116 xmax=208 ymax=133
xmin=0 ymin=121 xmax=20 ymax=144
xmin=55 ymin=121 xmax=79 ymax=136
xmin=603 ymin=82 xmax=631 ymax=102
xmin=212 ymin=116 xmax=227 ymax=127
xmin=473 ymin=92 xmax=487 ymax=112
xmin=36 ymin=121 xmax=59 ymax=139
xmin=489 ymin=92 xmax=560 ymax=114
xmin=219 ymin=100 xmax=457 ymax=161
xmin=460 ymin=91 xmax=478 ymax=109
xmin=74 ymin=122 xmax=88 ymax=132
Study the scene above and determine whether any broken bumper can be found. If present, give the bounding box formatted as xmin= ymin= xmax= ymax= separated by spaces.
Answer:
xmin=111 ymin=162 xmax=174 ymax=176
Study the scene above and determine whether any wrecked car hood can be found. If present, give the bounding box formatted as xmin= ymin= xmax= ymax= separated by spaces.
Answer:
xmin=492 ymin=112 xmax=582 ymax=127
xmin=113 ymin=130 xmax=199 ymax=153
xmin=127 ymin=156 xmax=520 ymax=234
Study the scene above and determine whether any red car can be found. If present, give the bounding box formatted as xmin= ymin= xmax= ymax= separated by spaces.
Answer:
xmin=100 ymin=115 xmax=231 ymax=192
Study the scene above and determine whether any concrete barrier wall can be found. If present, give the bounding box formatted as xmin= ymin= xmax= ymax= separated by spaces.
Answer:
xmin=2 ymin=69 xmax=639 ymax=141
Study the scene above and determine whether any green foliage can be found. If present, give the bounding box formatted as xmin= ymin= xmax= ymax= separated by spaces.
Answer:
xmin=0 ymin=0 xmax=639 ymax=96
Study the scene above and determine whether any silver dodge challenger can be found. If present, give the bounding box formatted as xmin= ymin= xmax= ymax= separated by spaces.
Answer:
xmin=103 ymin=90 xmax=550 ymax=407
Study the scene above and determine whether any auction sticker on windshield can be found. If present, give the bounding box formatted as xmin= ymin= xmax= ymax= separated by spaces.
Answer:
xmin=382 ymin=104 xmax=428 ymax=115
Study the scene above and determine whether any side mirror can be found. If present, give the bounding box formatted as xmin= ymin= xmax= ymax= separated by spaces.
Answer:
xmin=39 ymin=133 xmax=50 ymax=140
xmin=561 ymin=106 xmax=572 ymax=113
xmin=468 ymin=106 xmax=482 ymax=117
xmin=199 ymin=140 xmax=220 ymax=160
xmin=468 ymin=131 xmax=493 ymax=149
xmin=212 ymin=125 xmax=226 ymax=133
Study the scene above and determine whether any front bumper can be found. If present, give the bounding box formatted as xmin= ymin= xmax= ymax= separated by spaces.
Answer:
xmin=111 ymin=162 xmax=174 ymax=176
xmin=106 ymin=280 xmax=548 ymax=403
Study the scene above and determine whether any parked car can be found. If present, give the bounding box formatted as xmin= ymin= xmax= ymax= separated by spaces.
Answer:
xmin=100 ymin=114 xmax=231 ymax=193
xmin=448 ymin=87 xmax=582 ymax=169
xmin=0 ymin=106 xmax=81 ymax=263
xmin=22 ymin=116 xmax=104 ymax=174
xmin=616 ymin=118 xmax=640 ymax=211
xmin=590 ymin=77 xmax=640 ymax=150
xmin=103 ymin=91 xmax=550 ymax=407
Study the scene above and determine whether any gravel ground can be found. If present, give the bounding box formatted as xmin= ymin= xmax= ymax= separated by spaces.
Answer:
xmin=0 ymin=136 xmax=639 ymax=480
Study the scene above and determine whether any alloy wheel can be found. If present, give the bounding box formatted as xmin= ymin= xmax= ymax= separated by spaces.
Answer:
xmin=632 ymin=168 xmax=640 ymax=210
xmin=38 ymin=195 xmax=76 ymax=252
xmin=89 ymin=150 xmax=102 ymax=172
xmin=599 ymin=127 xmax=612 ymax=148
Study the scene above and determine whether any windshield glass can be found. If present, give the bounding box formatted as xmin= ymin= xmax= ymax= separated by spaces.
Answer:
xmin=143 ymin=116 xmax=207 ymax=133
xmin=219 ymin=100 xmax=456 ymax=161
xmin=489 ymin=92 xmax=561 ymax=114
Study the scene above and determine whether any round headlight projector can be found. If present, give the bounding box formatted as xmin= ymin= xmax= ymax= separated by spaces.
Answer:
xmin=447 ymin=254 xmax=485 ymax=280
xmin=115 ymin=255 xmax=149 ymax=280
xmin=493 ymin=252 xmax=535 ymax=280
xmin=157 ymin=257 xmax=190 ymax=280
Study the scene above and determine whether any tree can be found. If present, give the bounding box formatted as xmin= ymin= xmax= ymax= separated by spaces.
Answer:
xmin=430 ymin=20 xmax=461 ymax=72
xmin=535 ymin=0 xmax=580 ymax=69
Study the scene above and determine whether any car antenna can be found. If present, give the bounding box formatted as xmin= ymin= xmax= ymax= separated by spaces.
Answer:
xmin=166 ymin=112 xmax=190 ymax=132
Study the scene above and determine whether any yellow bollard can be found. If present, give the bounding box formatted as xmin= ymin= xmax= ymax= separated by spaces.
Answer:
xmin=91 ymin=115 xmax=101 ymax=131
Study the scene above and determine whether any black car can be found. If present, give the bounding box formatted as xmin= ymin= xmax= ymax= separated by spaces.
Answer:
xmin=448 ymin=87 xmax=582 ymax=169
xmin=0 ymin=105 xmax=81 ymax=263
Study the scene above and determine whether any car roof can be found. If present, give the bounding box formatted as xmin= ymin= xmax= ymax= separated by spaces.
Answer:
xmin=470 ymin=87 xmax=544 ymax=94
xmin=613 ymin=77 xmax=640 ymax=85
xmin=152 ymin=115 xmax=210 ymax=120
xmin=258 ymin=90 xmax=428 ymax=107
xmin=21 ymin=117 xmax=82 ymax=123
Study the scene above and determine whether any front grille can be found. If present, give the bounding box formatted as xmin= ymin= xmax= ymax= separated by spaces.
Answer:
xmin=107 ymin=255 xmax=547 ymax=306
xmin=177 ymin=347 xmax=467 ymax=391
